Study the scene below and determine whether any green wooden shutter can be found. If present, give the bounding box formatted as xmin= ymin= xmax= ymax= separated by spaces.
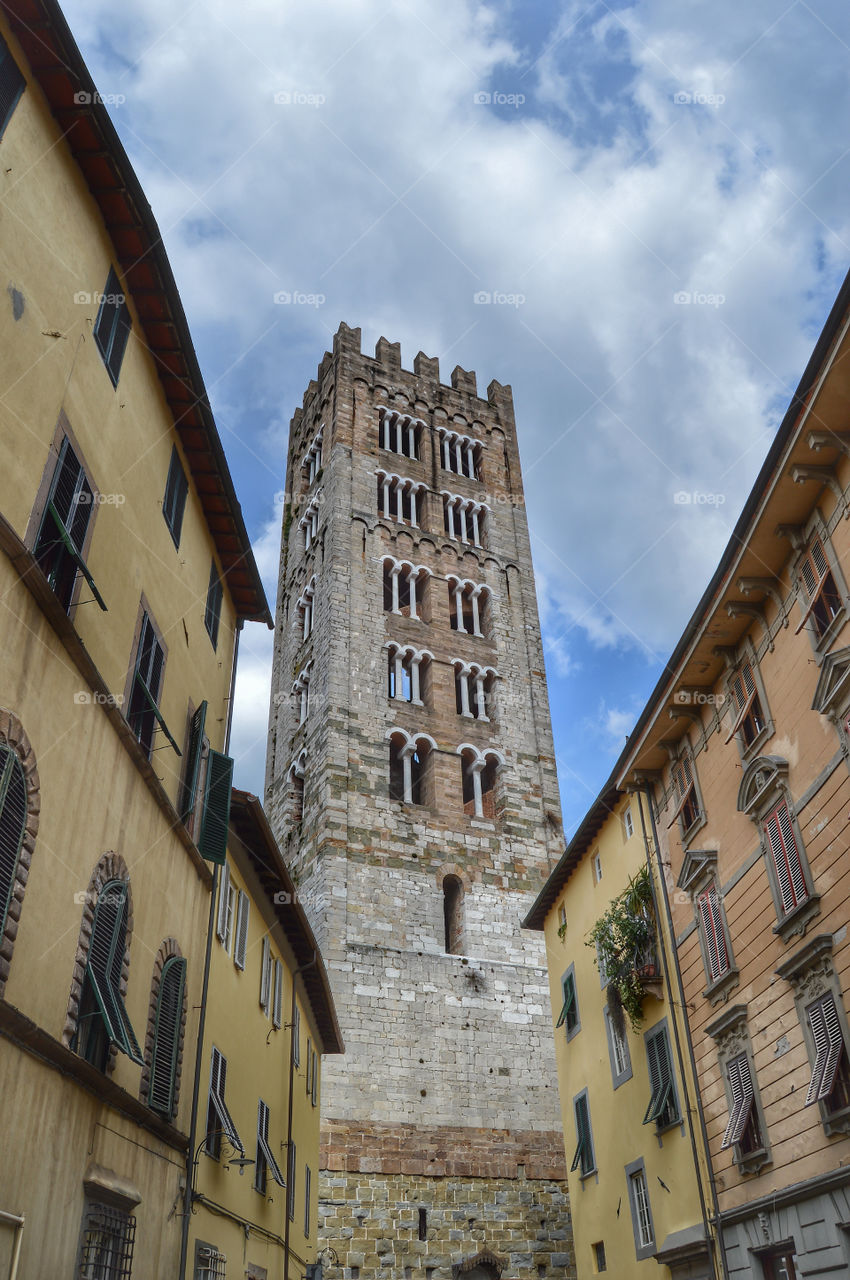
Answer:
xmin=86 ymin=880 xmax=144 ymax=1064
xmin=148 ymin=956 xmax=186 ymax=1118
xmin=0 ymin=746 xmax=27 ymax=939
xmin=178 ymin=701 xmax=207 ymax=821
xmin=199 ymin=750 xmax=233 ymax=864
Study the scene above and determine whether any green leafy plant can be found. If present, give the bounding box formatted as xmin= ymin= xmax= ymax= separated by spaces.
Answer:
xmin=557 ymin=921 xmax=568 ymax=941
xmin=586 ymin=865 xmax=658 ymax=1035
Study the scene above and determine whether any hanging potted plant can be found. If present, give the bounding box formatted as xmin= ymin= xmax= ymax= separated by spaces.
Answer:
xmin=586 ymin=865 xmax=660 ymax=1036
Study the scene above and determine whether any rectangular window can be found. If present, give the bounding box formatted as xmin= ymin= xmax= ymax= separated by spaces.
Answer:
xmin=293 ymin=1005 xmax=301 ymax=1067
xmin=593 ymin=851 xmax=602 ymax=882
xmin=0 ymin=34 xmax=25 ymax=140
xmin=233 ymin=891 xmax=249 ymax=970
xmin=216 ymin=864 xmax=235 ymax=952
xmin=178 ymin=701 xmax=207 ymax=823
xmin=805 ymin=992 xmax=850 ymax=1115
xmin=305 ymin=1165 xmax=312 ymax=1237
xmin=162 ymin=446 xmax=189 ymax=548
xmin=557 ymin=903 xmax=567 ymax=937
xmin=254 ymin=1099 xmax=286 ymax=1193
xmin=306 ymin=1037 xmax=313 ymax=1095
xmin=722 ymin=1051 xmax=762 ymax=1152
xmin=556 ymin=969 xmax=579 ymax=1038
xmin=593 ymin=1242 xmax=607 ymax=1273
xmin=764 ymin=800 xmax=809 ymax=915
xmin=643 ymin=1023 xmax=679 ymax=1128
xmin=287 ymin=1141 xmax=296 ymax=1221
xmin=205 ymin=1046 xmax=243 ymax=1158
xmin=311 ymin=1047 xmax=318 ymax=1106
xmin=796 ymin=535 xmax=842 ymax=640
xmin=623 ymin=806 xmax=634 ymax=839
xmin=726 ymin=660 xmax=766 ymax=749
xmin=260 ymin=936 xmax=272 ymax=1016
xmin=761 ymin=1248 xmax=799 ymax=1280
xmin=127 ymin=611 xmax=180 ymax=758
xmin=697 ymin=886 xmax=731 ymax=982
xmin=628 ymin=1164 xmax=655 ymax=1254
xmin=78 ymin=1201 xmax=136 ymax=1280
xmin=273 ymin=958 xmax=284 ymax=1029
xmin=198 ymin=749 xmax=233 ymax=866
xmin=670 ymin=754 xmax=701 ymax=834
xmin=605 ymin=1009 xmax=632 ymax=1088
xmin=194 ymin=1243 xmax=227 ymax=1279
xmin=570 ymin=1091 xmax=595 ymax=1177
xmin=205 ymin=561 xmax=224 ymax=649
xmin=33 ymin=437 xmax=106 ymax=614
xmin=93 ymin=267 xmax=132 ymax=386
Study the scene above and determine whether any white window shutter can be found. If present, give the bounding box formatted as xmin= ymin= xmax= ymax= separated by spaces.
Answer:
xmin=234 ymin=892 xmax=250 ymax=970
xmin=273 ymin=958 xmax=283 ymax=1028
xmin=216 ymin=863 xmax=230 ymax=942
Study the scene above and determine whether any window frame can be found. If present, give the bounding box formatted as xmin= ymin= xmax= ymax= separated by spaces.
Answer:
xmin=31 ymin=434 xmax=106 ymax=616
xmin=304 ymin=1164 xmax=312 ymax=1237
xmin=74 ymin=878 xmax=144 ymax=1070
xmin=603 ymin=1007 xmax=632 ymax=1090
xmin=233 ymin=891 xmax=249 ymax=971
xmin=205 ymin=561 xmax=224 ymax=650
xmin=205 ymin=1044 xmax=244 ymax=1158
xmin=625 ymin=1158 xmax=656 ymax=1260
xmin=555 ymin=964 xmax=580 ymax=1042
xmin=693 ymin=876 xmax=739 ymax=1004
xmin=125 ymin=603 xmax=180 ymax=759
xmin=254 ymin=1098 xmax=286 ymax=1194
xmin=643 ymin=1019 xmax=681 ymax=1132
xmin=777 ymin=936 xmax=850 ymax=1136
xmin=707 ymin=1003 xmax=772 ymax=1174
xmin=93 ymin=267 xmax=132 ymax=387
xmin=570 ymin=1088 xmax=596 ymax=1180
xmin=725 ymin=644 xmax=773 ymax=760
xmin=668 ymin=745 xmax=706 ymax=846
xmin=287 ymin=1141 xmax=296 ymax=1221
xmin=793 ymin=515 xmax=848 ymax=654
xmin=162 ymin=445 xmax=189 ymax=549
xmin=0 ymin=33 xmax=26 ymax=140
xmin=147 ymin=953 xmax=187 ymax=1121
xmin=76 ymin=1199 xmax=136 ymax=1280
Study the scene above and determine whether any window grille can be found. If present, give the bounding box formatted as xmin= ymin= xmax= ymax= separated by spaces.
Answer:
xmin=195 ymin=1246 xmax=227 ymax=1280
xmin=78 ymin=1202 xmax=136 ymax=1279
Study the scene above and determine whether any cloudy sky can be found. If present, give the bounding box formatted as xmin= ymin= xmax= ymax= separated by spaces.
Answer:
xmin=62 ymin=0 xmax=850 ymax=835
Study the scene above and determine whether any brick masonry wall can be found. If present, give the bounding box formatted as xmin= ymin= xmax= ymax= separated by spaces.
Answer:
xmin=266 ymin=324 xmax=572 ymax=1279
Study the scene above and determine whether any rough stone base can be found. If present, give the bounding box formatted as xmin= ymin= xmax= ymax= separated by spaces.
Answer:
xmin=318 ymin=1168 xmax=575 ymax=1280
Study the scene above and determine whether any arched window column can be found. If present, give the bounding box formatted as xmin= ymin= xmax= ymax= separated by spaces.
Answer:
xmin=301 ymin=427 xmax=323 ymax=487
xmin=387 ymin=645 xmax=432 ymax=705
xmin=442 ymin=492 xmax=488 ymax=546
xmin=299 ymin=495 xmax=321 ymax=549
xmin=387 ymin=729 xmax=437 ymax=805
xmin=453 ymin=662 xmax=498 ymax=720
xmin=289 ymin=749 xmax=306 ymax=825
xmin=379 ymin=407 xmax=424 ymax=460
xmin=458 ymin=745 xmax=505 ymax=819
xmin=293 ymin=661 xmax=312 ymax=725
xmin=382 ymin=557 xmax=431 ymax=619
xmin=448 ymin=577 xmax=491 ymax=637
xmin=296 ymin=575 xmax=317 ymax=641
xmin=377 ymin=472 xmax=426 ymax=527
xmin=439 ymin=428 xmax=483 ymax=479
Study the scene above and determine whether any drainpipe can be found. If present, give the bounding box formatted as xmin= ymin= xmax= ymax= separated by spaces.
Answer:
xmin=284 ymin=951 xmax=318 ymax=1280
xmin=0 ymin=1210 xmax=24 ymax=1280
xmin=638 ymin=786 xmax=730 ymax=1280
xmin=178 ymin=619 xmax=242 ymax=1279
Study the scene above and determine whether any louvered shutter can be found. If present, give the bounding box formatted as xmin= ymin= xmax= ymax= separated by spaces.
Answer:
xmin=273 ymin=959 xmax=283 ymax=1028
xmin=86 ymin=880 xmax=143 ymax=1064
xmin=234 ymin=892 xmax=250 ymax=970
xmin=178 ymin=701 xmax=207 ymax=822
xmin=149 ymin=956 xmax=186 ymax=1118
xmin=556 ymin=974 xmax=575 ymax=1029
xmin=311 ymin=1049 xmax=318 ymax=1106
xmin=163 ymin=447 xmax=189 ymax=546
xmin=258 ymin=1100 xmax=286 ymax=1186
xmin=216 ymin=864 xmax=231 ymax=942
xmin=570 ymin=1095 xmax=592 ymax=1174
xmin=199 ymin=751 xmax=233 ymax=865
xmin=698 ymin=890 xmax=729 ymax=981
xmin=0 ymin=35 xmax=25 ymax=137
xmin=765 ymin=809 xmax=793 ymax=912
xmin=260 ymin=936 xmax=271 ymax=1014
xmin=0 ymin=747 xmax=27 ymax=936
xmin=805 ymin=994 xmax=847 ymax=1105
xmin=776 ymin=802 xmax=807 ymax=906
xmin=209 ymin=1046 xmax=243 ymax=1153
xmin=293 ymin=1006 xmax=301 ymax=1067
xmin=643 ymin=1029 xmax=673 ymax=1124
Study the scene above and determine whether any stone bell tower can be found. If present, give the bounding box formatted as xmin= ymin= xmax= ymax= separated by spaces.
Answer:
xmin=266 ymin=323 xmax=573 ymax=1280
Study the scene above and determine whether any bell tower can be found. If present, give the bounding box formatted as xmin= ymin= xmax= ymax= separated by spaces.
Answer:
xmin=266 ymin=323 xmax=573 ymax=1280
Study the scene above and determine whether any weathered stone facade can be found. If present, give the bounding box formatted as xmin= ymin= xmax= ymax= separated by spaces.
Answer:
xmin=266 ymin=324 xmax=573 ymax=1279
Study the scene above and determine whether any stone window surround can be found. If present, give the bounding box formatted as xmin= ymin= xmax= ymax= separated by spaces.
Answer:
xmin=676 ymin=850 xmax=740 ymax=1005
xmin=811 ymin=643 xmax=850 ymax=764
xmin=667 ymin=739 xmax=707 ymax=848
xmin=705 ymin=1002 xmax=771 ymax=1175
xmin=603 ymin=1006 xmax=632 ymax=1090
xmin=457 ymin=743 xmax=505 ymax=819
xmin=63 ymin=850 xmax=134 ymax=1071
xmin=441 ymin=489 xmax=489 ymax=547
xmin=447 ymin=575 xmax=491 ymax=638
xmin=776 ymin=933 xmax=850 ymax=1137
xmin=736 ymin=755 xmax=820 ymax=942
xmin=386 ymin=642 xmax=433 ymax=706
xmin=377 ymin=470 xmax=427 ymax=527
xmin=378 ymin=406 xmax=425 ymax=460
xmin=296 ymin=574 xmax=316 ymax=642
xmin=723 ymin=636 xmax=775 ymax=762
xmin=790 ymin=507 xmax=849 ymax=657
xmin=451 ymin=659 xmax=498 ymax=721
xmin=0 ymin=708 xmax=40 ymax=997
xmin=382 ymin=555 xmax=431 ymax=619
xmin=625 ymin=1156 xmax=656 ymax=1259
xmin=139 ymin=937 xmax=187 ymax=1118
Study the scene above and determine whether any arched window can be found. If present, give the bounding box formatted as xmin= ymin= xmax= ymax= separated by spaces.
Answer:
xmin=0 ymin=716 xmax=38 ymax=997
xmin=441 ymin=492 xmax=488 ymax=546
xmin=382 ymin=558 xmax=430 ymax=620
xmin=290 ymin=750 xmax=307 ymax=825
xmin=0 ymin=747 xmax=28 ymax=950
xmin=443 ymin=875 xmax=464 ymax=954
xmin=144 ymin=947 xmax=187 ymax=1121
xmin=438 ymin=428 xmax=483 ymax=480
xmin=387 ymin=645 xmax=431 ymax=705
xmin=379 ymin=408 xmax=422 ymax=460
xmin=72 ymin=876 xmax=143 ymax=1072
xmin=459 ymin=747 xmax=504 ymax=819
xmin=388 ymin=730 xmax=436 ymax=805
xmin=453 ymin=663 xmax=498 ymax=721
xmin=293 ymin=662 xmax=312 ymax=725
xmin=297 ymin=576 xmax=317 ymax=641
xmin=376 ymin=473 xmax=425 ymax=527
xmin=447 ymin=578 xmax=490 ymax=638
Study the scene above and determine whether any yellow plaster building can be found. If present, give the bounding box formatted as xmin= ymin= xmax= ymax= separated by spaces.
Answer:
xmin=187 ymin=791 xmax=343 ymax=1280
xmin=0 ymin=2 xmax=271 ymax=1275
xmin=524 ymin=781 xmax=718 ymax=1280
